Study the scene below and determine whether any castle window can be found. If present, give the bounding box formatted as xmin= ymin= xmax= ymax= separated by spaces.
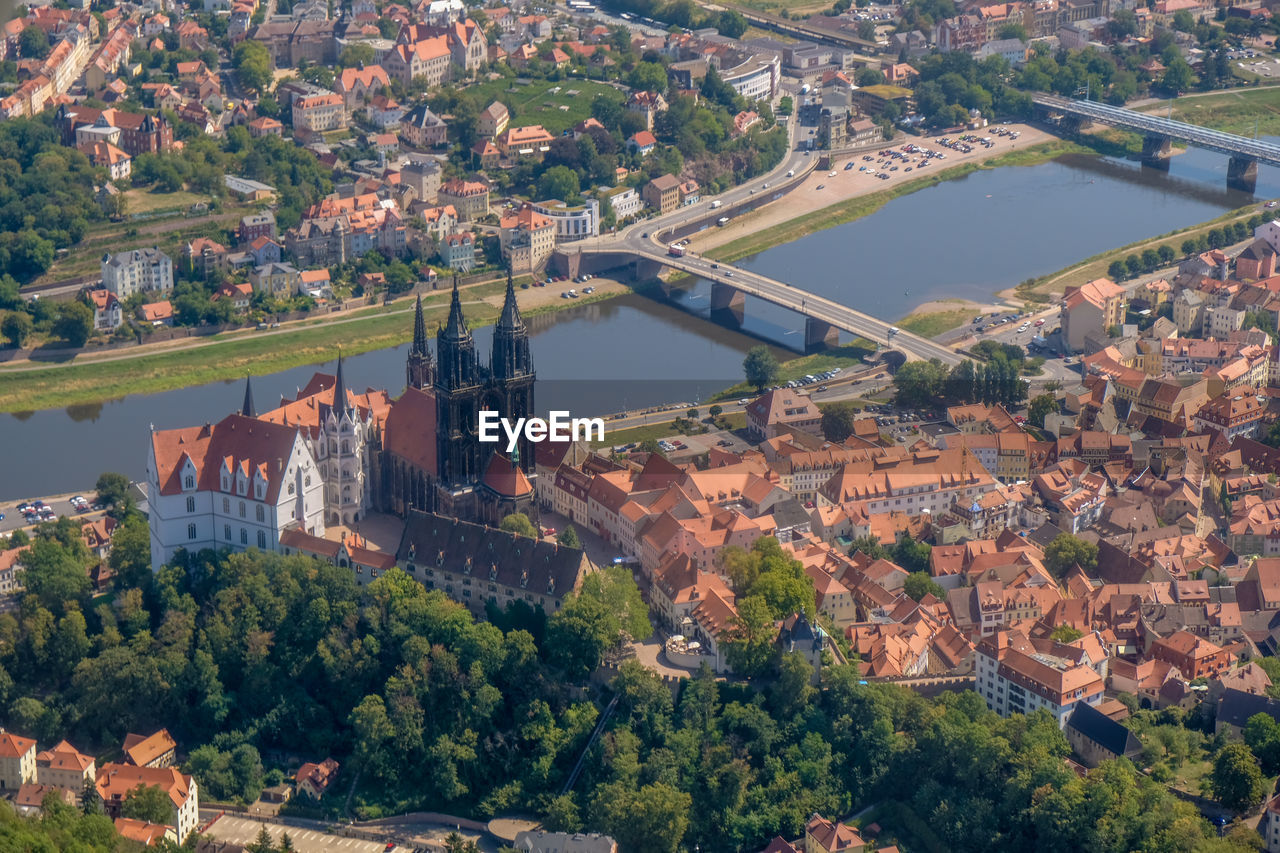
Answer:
xmin=305 ymin=476 xmax=311 ymax=487
xmin=239 ymin=501 xmax=246 ymax=518
xmin=224 ymin=524 xmax=231 ymax=541
xmin=223 ymin=498 xmax=230 ymax=514
xmin=187 ymin=523 xmax=197 ymax=540
xmin=408 ymin=543 xmax=416 ymax=560
xmin=437 ymin=549 xmax=445 ymax=566
xmin=241 ymin=528 xmax=248 ymax=544
xmin=519 ymin=570 xmax=528 ymax=589
xmin=342 ymin=441 xmax=350 ymax=453
xmin=184 ymin=475 xmax=194 ymax=490
xmin=186 ymin=497 xmax=196 ymax=514
xmin=222 ymin=476 xmax=229 ymax=491
xmin=257 ymin=531 xmax=267 ymax=549
xmin=489 ymin=563 xmax=497 ymax=580
xmin=288 ymin=483 xmax=295 ymax=495
xmin=463 ymin=556 xmax=472 ymax=575
xmin=256 ymin=505 xmax=265 ymax=522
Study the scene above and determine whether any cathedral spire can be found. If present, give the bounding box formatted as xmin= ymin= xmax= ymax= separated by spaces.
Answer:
xmin=241 ymin=373 xmax=256 ymax=418
xmin=333 ymin=351 xmax=349 ymax=418
xmin=496 ymin=265 xmax=524 ymax=334
xmin=443 ymin=273 xmax=468 ymax=341
xmin=412 ymin=293 xmax=429 ymax=355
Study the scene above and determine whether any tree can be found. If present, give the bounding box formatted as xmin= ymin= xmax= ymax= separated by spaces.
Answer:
xmin=1049 ymin=624 xmax=1084 ymax=642
xmin=53 ymin=301 xmax=93 ymax=348
xmin=1211 ymin=742 xmax=1268 ymax=813
xmin=1160 ymin=58 xmax=1195 ymax=95
xmin=628 ymin=61 xmax=668 ymax=94
xmin=820 ymin=401 xmax=860 ymax=442
xmin=894 ymin=359 xmax=947 ymax=406
xmin=558 ymin=525 xmax=581 ymax=549
xmin=588 ymin=782 xmax=691 ymax=853
xmin=546 ymin=566 xmax=652 ymax=675
xmin=1107 ymin=260 xmax=1127 ymax=280
xmin=233 ymin=41 xmax=273 ymax=93
xmin=709 ymin=404 xmax=723 ymax=419
xmin=108 ymin=513 xmax=151 ymax=591
xmin=499 ymin=513 xmax=538 ymax=538
xmin=724 ymin=595 xmax=776 ymax=677
xmin=1243 ymin=713 xmax=1280 ymax=776
xmin=247 ymin=825 xmax=276 ymax=853
xmin=338 ymin=43 xmax=375 ymax=68
xmin=903 ymin=571 xmax=943 ymax=602
xmin=2 ymin=311 xmax=32 ymax=348
xmin=1157 ymin=244 xmax=1176 ymax=265
xmin=95 ymin=472 xmax=130 ymax=509
xmin=1028 ymin=393 xmax=1056 ymax=428
xmin=19 ymin=25 xmax=49 ymax=60
xmin=537 ymin=165 xmax=580 ymax=202
xmin=121 ymin=784 xmax=173 ymax=824
xmin=1043 ymin=533 xmax=1098 ymax=578
xmin=716 ymin=9 xmax=748 ymax=38
xmin=743 ymin=346 xmax=779 ymax=391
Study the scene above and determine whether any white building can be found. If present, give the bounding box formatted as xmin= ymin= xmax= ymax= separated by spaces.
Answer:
xmin=721 ymin=53 xmax=780 ymax=102
xmin=530 ymin=198 xmax=600 ymax=242
xmin=101 ymin=248 xmax=174 ymax=298
xmin=973 ymin=630 xmax=1105 ymax=728
xmin=599 ymin=186 xmax=642 ymax=222
xmin=146 ymin=408 xmax=326 ymax=571
xmin=96 ymin=764 xmax=199 ymax=843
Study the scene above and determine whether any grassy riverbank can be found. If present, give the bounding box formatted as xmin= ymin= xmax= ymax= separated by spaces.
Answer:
xmin=0 ymin=284 xmax=620 ymax=414
xmin=1135 ymin=86 xmax=1280 ymax=137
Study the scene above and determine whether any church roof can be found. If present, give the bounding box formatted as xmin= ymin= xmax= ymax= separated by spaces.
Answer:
xmin=481 ymin=451 xmax=533 ymax=497
xmin=384 ymin=386 xmax=438 ymax=475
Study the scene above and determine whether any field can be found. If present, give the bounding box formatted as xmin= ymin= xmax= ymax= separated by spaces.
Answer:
xmin=464 ymin=76 xmax=625 ymax=135
xmin=897 ymin=307 xmax=972 ymax=339
xmin=121 ymin=187 xmax=212 ymax=215
xmin=1135 ymin=85 xmax=1280 ymax=137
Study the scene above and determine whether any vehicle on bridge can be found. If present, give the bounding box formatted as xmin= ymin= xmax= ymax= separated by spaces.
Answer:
xmin=668 ymin=244 xmax=685 ymax=257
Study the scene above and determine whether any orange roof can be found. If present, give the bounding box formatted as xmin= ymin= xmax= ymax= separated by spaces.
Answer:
xmin=0 ymin=732 xmax=35 ymax=758
xmin=96 ymin=763 xmax=192 ymax=809
xmin=481 ymin=452 xmax=533 ymax=497
xmin=114 ymin=818 xmax=170 ymax=845
xmin=122 ymin=730 xmax=176 ymax=767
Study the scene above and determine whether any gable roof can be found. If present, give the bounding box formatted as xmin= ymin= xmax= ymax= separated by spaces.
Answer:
xmin=1066 ymin=701 xmax=1141 ymax=758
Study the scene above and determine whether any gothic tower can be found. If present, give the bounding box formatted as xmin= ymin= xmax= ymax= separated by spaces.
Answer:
xmin=406 ymin=294 xmax=434 ymax=390
xmin=435 ymin=276 xmax=484 ymax=489
xmin=491 ymin=267 xmax=535 ymax=474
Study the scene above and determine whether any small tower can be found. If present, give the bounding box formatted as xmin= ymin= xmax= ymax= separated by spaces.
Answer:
xmin=406 ymin=293 xmax=434 ymax=390
xmin=241 ymin=374 xmax=256 ymax=418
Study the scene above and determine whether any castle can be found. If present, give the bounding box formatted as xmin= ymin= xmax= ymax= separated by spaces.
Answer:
xmin=146 ymin=274 xmax=539 ymax=570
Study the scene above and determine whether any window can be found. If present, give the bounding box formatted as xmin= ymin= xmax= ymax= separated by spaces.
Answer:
xmin=257 ymin=530 xmax=267 ymax=548
xmin=223 ymin=498 xmax=230 ymax=514
xmin=184 ymin=475 xmax=194 ymax=489
xmin=241 ymin=528 xmax=248 ymax=545
xmin=224 ymin=524 xmax=231 ymax=541
xmin=239 ymin=501 xmax=246 ymax=518
xmin=187 ymin=523 xmax=197 ymax=539
xmin=256 ymin=505 xmax=265 ymax=522
xmin=305 ymin=475 xmax=311 ymax=487
xmin=186 ymin=496 xmax=196 ymax=513
xmin=288 ymin=483 xmax=295 ymax=495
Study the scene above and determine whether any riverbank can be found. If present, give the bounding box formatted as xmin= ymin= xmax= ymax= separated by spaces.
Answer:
xmin=0 ymin=278 xmax=628 ymax=414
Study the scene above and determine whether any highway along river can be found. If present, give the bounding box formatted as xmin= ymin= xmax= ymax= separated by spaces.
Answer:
xmin=2 ymin=142 xmax=1278 ymax=497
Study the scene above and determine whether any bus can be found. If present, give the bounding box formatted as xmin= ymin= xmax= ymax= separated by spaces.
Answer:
xmin=668 ymin=244 xmax=686 ymax=257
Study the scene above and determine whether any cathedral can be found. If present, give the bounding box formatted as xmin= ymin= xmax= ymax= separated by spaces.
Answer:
xmin=380 ymin=271 xmax=539 ymax=526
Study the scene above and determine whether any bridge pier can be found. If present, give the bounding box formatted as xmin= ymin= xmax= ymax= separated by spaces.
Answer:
xmin=1059 ymin=115 xmax=1091 ymax=135
xmin=1228 ymin=155 xmax=1258 ymax=193
xmin=1141 ymin=134 xmax=1172 ymax=170
xmin=804 ymin=317 xmax=839 ymax=353
xmin=631 ymin=257 xmax=663 ymax=282
xmin=709 ymin=281 xmax=745 ymax=327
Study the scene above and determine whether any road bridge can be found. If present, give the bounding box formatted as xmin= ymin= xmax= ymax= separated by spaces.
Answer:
xmin=1033 ymin=93 xmax=1280 ymax=191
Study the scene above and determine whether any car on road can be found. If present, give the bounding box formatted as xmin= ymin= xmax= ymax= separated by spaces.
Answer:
xmin=725 ymin=272 xmax=734 ymax=277
xmin=584 ymin=286 xmax=595 ymax=294
xmin=828 ymin=170 xmax=837 ymax=177
xmin=641 ymin=232 xmax=649 ymax=237
xmin=561 ymin=292 xmax=570 ymax=298
xmin=1017 ymin=323 xmax=1030 ymax=332
xmin=738 ymin=398 xmax=749 ymax=404
xmin=844 ymin=162 xmax=855 ymax=170
xmin=817 ymin=385 xmax=828 ymax=391
xmin=815 ymin=184 xmax=825 ymax=190
xmin=762 ymin=183 xmax=769 ymax=189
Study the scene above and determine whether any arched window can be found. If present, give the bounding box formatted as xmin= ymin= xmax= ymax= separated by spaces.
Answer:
xmin=256 ymin=505 xmax=265 ymax=522
xmin=224 ymin=524 xmax=231 ymax=541
xmin=184 ymin=475 xmax=194 ymax=490
xmin=239 ymin=501 xmax=246 ymax=518
xmin=257 ymin=530 xmax=267 ymax=548
xmin=341 ymin=441 xmax=350 ymax=453
xmin=240 ymin=528 xmax=248 ymax=545
xmin=187 ymin=523 xmax=197 ymax=540
xmin=305 ymin=475 xmax=311 ymax=487
xmin=186 ymin=497 xmax=195 ymax=513
xmin=288 ymin=483 xmax=295 ymax=495
xmin=223 ymin=497 xmax=230 ymax=514
xmin=329 ymin=440 xmax=337 ymax=454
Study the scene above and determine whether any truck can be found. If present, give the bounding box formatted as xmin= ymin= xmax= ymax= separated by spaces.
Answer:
xmin=799 ymin=83 xmax=811 ymax=95
xmin=668 ymin=243 xmax=686 ymax=257
xmin=710 ymin=200 xmax=722 ymax=209
xmin=717 ymin=217 xmax=729 ymax=226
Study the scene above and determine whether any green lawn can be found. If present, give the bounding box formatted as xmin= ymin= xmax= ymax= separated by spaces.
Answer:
xmin=1135 ymin=86 xmax=1280 ymax=137
xmin=709 ymin=343 xmax=875 ymax=402
xmin=122 ymin=188 xmax=211 ymax=214
xmin=898 ymin=308 xmax=971 ymax=339
xmin=463 ymin=76 xmax=624 ymax=135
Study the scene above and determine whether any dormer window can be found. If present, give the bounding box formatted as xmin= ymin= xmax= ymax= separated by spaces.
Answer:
xmin=519 ymin=570 xmax=528 ymax=589
xmin=463 ymin=556 xmax=472 ymax=575
xmin=184 ymin=475 xmax=195 ymax=490
xmin=547 ymin=577 xmax=556 ymax=594
xmin=408 ymin=543 xmax=416 ymax=560
xmin=489 ymin=563 xmax=497 ymax=580
xmin=436 ymin=549 xmax=445 ymax=566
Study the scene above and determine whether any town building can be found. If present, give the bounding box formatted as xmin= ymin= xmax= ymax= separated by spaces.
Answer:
xmin=974 ymin=630 xmax=1105 ymax=727
xmin=101 ymin=248 xmax=174 ymax=298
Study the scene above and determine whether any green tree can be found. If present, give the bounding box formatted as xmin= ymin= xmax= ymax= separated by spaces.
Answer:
xmin=248 ymin=825 xmax=276 ymax=853
xmin=716 ymin=9 xmax=748 ymax=38
xmin=537 ymin=165 xmax=580 ymax=202
xmin=1243 ymin=713 xmax=1280 ymax=776
xmin=1160 ymin=58 xmax=1195 ymax=94
xmin=95 ymin=472 xmax=131 ymax=509
xmin=2 ymin=311 xmax=33 ymax=348
xmin=499 ymin=513 xmax=538 ymax=538
xmin=903 ymin=571 xmax=944 ymax=602
xmin=1043 ymin=533 xmax=1098 ymax=578
xmin=107 ymin=513 xmax=151 ymax=591
xmin=743 ymin=346 xmax=779 ymax=391
xmin=558 ymin=525 xmax=581 ymax=549
xmin=53 ymin=301 xmax=93 ymax=348
xmin=1028 ymin=393 xmax=1056 ymax=428
xmin=723 ymin=595 xmax=776 ymax=676
xmin=820 ymin=401 xmax=861 ymax=442
xmin=1210 ymin=742 xmax=1267 ymax=813
xmin=18 ymin=26 xmax=49 ymax=59
xmin=121 ymin=784 xmax=173 ymax=823
xmin=1049 ymin=624 xmax=1084 ymax=642
xmin=1107 ymin=260 xmax=1127 ymax=280
xmin=546 ymin=566 xmax=652 ymax=675
xmin=893 ymin=359 xmax=947 ymax=406
xmin=20 ymin=537 xmax=90 ymax=611
xmin=233 ymin=41 xmax=273 ymax=93
xmin=338 ymin=43 xmax=375 ymax=68
xmin=628 ymin=61 xmax=669 ymax=94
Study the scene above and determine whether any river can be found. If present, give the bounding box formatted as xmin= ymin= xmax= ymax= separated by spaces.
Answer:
xmin=1 ymin=142 xmax=1277 ymax=499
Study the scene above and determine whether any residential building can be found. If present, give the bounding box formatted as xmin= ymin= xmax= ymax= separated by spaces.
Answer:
xmin=292 ymin=93 xmax=346 ymax=132
xmin=334 ymin=64 xmax=390 ymax=113
xmin=513 ymin=831 xmax=617 ymax=853
xmin=530 ymin=198 xmax=599 ymax=242
xmin=477 ymin=100 xmax=509 ymax=138
xmin=1061 ymin=277 xmax=1125 ymax=353
xmin=1173 ymin=290 xmax=1207 ymax=335
xmin=599 ymin=185 xmax=642 ymax=221
xmin=122 ymin=729 xmax=177 ymax=768
xmin=496 ymin=124 xmax=556 ymax=159
xmin=400 ymin=104 xmax=448 ymax=147
xmin=974 ymin=630 xmax=1105 ymax=727
xmin=0 ymin=732 xmax=37 ymax=790
xmin=101 ymin=248 xmax=174 ymax=298
xmin=746 ymin=389 xmax=821 ymax=440
xmin=1148 ymin=630 xmax=1234 ymax=680
xmin=250 ymin=262 xmax=302 ymax=298
xmin=295 ymin=758 xmax=339 ymax=800
xmin=87 ymin=289 xmax=123 ymax=332
xmin=439 ymin=179 xmax=490 ymax=221
xmin=1192 ymin=391 xmax=1267 ymax=440
xmin=240 ymin=212 xmax=277 ymax=244
xmin=95 ymin=764 xmax=199 ymax=843
xmin=643 ymin=174 xmax=681 ymax=214
xmin=804 ymin=814 xmax=865 ymax=853
xmin=440 ymin=231 xmax=476 ymax=271
xmin=1065 ymin=702 xmax=1142 ymax=767
xmin=625 ymin=91 xmax=667 ymax=131
xmin=384 ymin=36 xmax=452 ymax=86
xmin=500 ymin=204 xmax=556 ymax=273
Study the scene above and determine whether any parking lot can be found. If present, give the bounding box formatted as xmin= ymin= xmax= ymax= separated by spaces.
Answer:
xmin=1 ymin=491 xmax=102 ymax=538
xmin=201 ymin=815 xmax=410 ymax=853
